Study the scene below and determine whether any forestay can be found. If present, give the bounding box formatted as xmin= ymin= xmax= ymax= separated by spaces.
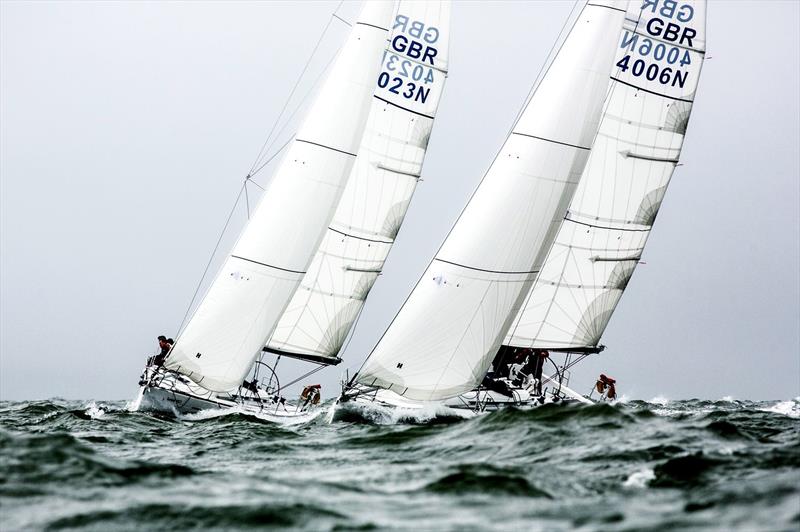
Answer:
xmin=166 ymin=2 xmax=395 ymax=393
xmin=505 ymin=0 xmax=706 ymax=350
xmin=356 ymin=1 xmax=627 ymax=401
xmin=266 ymin=1 xmax=451 ymax=363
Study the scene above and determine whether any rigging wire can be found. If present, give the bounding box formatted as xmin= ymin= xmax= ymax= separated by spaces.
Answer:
xmin=175 ymin=183 xmax=246 ymax=336
xmin=506 ymin=0 xmax=582 ymax=136
xmin=278 ymin=365 xmax=326 ymax=395
xmin=244 ymin=180 xmax=251 ymax=220
xmin=172 ymin=1 xmax=350 ymax=339
xmin=248 ymin=0 xmax=346 ymax=175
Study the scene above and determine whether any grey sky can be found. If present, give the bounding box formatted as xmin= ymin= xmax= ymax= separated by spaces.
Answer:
xmin=1 ymin=1 xmax=798 ymax=402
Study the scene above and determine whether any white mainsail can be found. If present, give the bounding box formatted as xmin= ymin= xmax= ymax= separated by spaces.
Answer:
xmin=505 ymin=0 xmax=707 ymax=351
xmin=355 ymin=1 xmax=627 ymax=401
xmin=166 ymin=2 xmax=395 ymax=393
xmin=266 ymin=1 xmax=451 ymax=363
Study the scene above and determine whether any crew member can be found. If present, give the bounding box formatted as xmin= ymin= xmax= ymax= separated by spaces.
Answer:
xmin=595 ymin=374 xmax=617 ymax=401
xmin=153 ymin=335 xmax=170 ymax=366
xmin=300 ymin=384 xmax=321 ymax=410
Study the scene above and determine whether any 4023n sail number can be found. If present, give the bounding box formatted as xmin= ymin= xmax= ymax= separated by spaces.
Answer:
xmin=377 ymin=15 xmax=440 ymax=105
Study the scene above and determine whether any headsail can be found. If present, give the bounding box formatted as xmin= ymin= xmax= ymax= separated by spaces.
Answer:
xmin=166 ymin=2 xmax=395 ymax=393
xmin=355 ymin=1 xmax=627 ymax=401
xmin=505 ymin=0 xmax=707 ymax=351
xmin=266 ymin=1 xmax=451 ymax=364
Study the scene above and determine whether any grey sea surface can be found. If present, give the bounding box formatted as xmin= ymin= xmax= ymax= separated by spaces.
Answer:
xmin=1 ymin=397 xmax=798 ymax=531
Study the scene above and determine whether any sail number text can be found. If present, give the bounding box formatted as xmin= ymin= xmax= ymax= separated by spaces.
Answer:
xmin=615 ymin=0 xmax=698 ymax=89
xmin=376 ymin=15 xmax=440 ymax=105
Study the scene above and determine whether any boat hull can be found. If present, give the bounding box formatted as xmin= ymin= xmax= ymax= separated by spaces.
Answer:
xmin=134 ymin=366 xmax=322 ymax=421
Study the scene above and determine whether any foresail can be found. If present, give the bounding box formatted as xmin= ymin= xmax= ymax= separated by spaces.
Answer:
xmin=267 ymin=1 xmax=451 ymax=363
xmin=505 ymin=0 xmax=707 ymax=350
xmin=356 ymin=1 xmax=627 ymax=401
xmin=165 ymin=2 xmax=395 ymax=393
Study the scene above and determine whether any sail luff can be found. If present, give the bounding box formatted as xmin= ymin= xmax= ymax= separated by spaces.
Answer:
xmin=266 ymin=1 xmax=452 ymax=363
xmin=165 ymin=2 xmax=396 ymax=393
xmin=505 ymin=0 xmax=707 ymax=351
xmin=356 ymin=1 xmax=628 ymax=402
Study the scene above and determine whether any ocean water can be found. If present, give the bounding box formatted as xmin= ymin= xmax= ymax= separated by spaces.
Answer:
xmin=1 ymin=398 xmax=798 ymax=531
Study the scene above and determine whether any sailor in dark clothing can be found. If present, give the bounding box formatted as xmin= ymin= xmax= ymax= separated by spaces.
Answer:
xmin=524 ymin=349 xmax=548 ymax=395
xmin=153 ymin=335 xmax=170 ymax=366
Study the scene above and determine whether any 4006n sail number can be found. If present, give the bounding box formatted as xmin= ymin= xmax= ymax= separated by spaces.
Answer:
xmin=616 ymin=0 xmax=698 ymax=89
xmin=377 ymin=15 xmax=440 ymax=105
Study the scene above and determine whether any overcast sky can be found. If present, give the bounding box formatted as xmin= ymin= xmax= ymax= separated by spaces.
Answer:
xmin=1 ymin=1 xmax=798 ymax=402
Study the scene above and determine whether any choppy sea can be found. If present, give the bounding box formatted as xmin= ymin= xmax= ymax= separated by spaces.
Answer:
xmin=1 ymin=397 xmax=798 ymax=531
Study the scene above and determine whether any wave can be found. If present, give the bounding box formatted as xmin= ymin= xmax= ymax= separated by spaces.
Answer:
xmin=331 ymin=400 xmax=472 ymax=426
xmin=0 ymin=429 xmax=195 ymax=494
xmin=43 ymin=502 xmax=348 ymax=531
xmin=758 ymin=397 xmax=800 ymax=419
xmin=181 ymin=404 xmax=326 ymax=426
xmin=423 ymin=464 xmax=552 ymax=498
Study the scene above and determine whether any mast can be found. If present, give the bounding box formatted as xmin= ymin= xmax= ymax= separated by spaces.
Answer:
xmin=266 ymin=1 xmax=452 ymax=365
xmin=165 ymin=2 xmax=395 ymax=393
xmin=355 ymin=1 xmax=628 ymax=402
xmin=504 ymin=0 xmax=707 ymax=352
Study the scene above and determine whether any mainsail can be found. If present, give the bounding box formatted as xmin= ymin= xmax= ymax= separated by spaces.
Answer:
xmin=266 ymin=1 xmax=451 ymax=364
xmin=505 ymin=0 xmax=707 ymax=351
xmin=166 ymin=2 xmax=395 ymax=392
xmin=355 ymin=1 xmax=627 ymax=401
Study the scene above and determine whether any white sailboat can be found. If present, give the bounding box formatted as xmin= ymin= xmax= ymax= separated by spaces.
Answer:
xmin=137 ymin=0 xmax=451 ymax=418
xmin=339 ymin=0 xmax=706 ymax=414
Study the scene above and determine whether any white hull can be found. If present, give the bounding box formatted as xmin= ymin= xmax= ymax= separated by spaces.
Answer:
xmin=135 ymin=366 xmax=323 ymax=422
xmin=334 ymin=375 xmax=593 ymax=420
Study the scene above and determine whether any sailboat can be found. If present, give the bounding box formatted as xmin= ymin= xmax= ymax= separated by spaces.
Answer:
xmin=339 ymin=0 xmax=706 ymax=414
xmin=137 ymin=0 xmax=451 ymax=418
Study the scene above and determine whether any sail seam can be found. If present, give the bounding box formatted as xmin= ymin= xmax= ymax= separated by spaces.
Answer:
xmin=586 ymin=3 xmax=626 ymax=13
xmin=231 ymin=255 xmax=306 ymax=274
xmin=329 ymin=226 xmax=394 ymax=244
xmin=435 ymin=258 xmax=540 ymax=275
xmin=374 ymin=95 xmax=435 ymax=119
xmin=356 ymin=21 xmax=389 ymax=32
xmin=295 ymin=139 xmax=358 ymax=157
xmin=511 ymin=131 xmax=591 ymax=151
xmin=610 ymin=76 xmax=694 ymax=103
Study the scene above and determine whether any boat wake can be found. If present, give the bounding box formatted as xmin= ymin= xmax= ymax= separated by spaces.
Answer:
xmin=758 ymin=397 xmax=800 ymax=419
xmin=181 ymin=403 xmax=328 ymax=426
xmin=332 ymin=400 xmax=473 ymax=425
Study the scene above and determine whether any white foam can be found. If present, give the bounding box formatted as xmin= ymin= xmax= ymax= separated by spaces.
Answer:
xmin=648 ymin=395 xmax=670 ymax=406
xmin=333 ymin=399 xmax=473 ymax=425
xmin=623 ymin=468 xmax=655 ymax=488
xmin=614 ymin=393 xmax=631 ymax=404
xmin=758 ymin=397 xmax=800 ymax=419
xmin=83 ymin=401 xmax=106 ymax=419
xmin=180 ymin=403 xmax=324 ymax=425
xmin=126 ymin=388 xmax=145 ymax=412
xmin=721 ymin=395 xmax=736 ymax=403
